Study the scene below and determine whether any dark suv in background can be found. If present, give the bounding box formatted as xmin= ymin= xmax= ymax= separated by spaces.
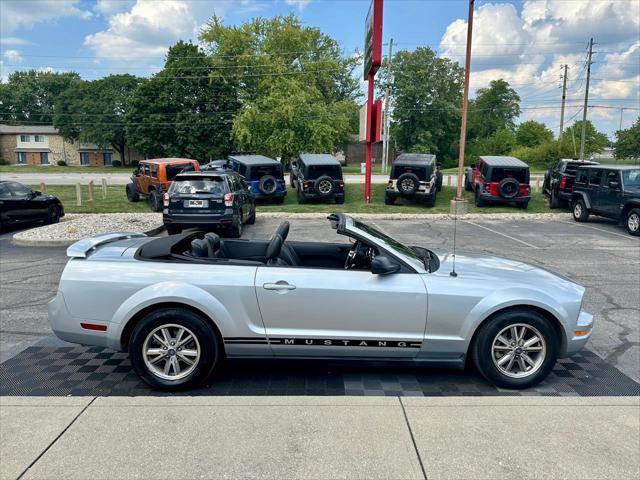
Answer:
xmin=469 ymin=156 xmax=531 ymax=208
xmin=572 ymin=165 xmax=640 ymax=236
xmin=227 ymin=155 xmax=286 ymax=204
xmin=543 ymin=158 xmax=599 ymax=208
xmin=163 ymin=171 xmax=255 ymax=238
xmin=290 ymin=154 xmax=345 ymax=204
xmin=385 ymin=153 xmax=442 ymax=207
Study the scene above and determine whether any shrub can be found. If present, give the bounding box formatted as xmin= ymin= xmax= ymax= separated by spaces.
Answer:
xmin=131 ymin=160 xmax=139 ymax=167
xmin=57 ymin=160 xmax=67 ymax=166
xmin=0 ymin=158 xmax=9 ymax=165
xmin=112 ymin=159 xmax=122 ymax=167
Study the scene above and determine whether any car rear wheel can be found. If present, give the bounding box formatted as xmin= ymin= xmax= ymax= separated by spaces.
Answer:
xmin=464 ymin=177 xmax=472 ymax=192
xmin=228 ymin=215 xmax=242 ymax=238
xmin=471 ymin=309 xmax=558 ymax=389
xmin=474 ymin=188 xmax=485 ymax=207
xmin=384 ymin=192 xmax=395 ymax=205
xmin=149 ymin=191 xmax=163 ymax=212
xmin=549 ymin=190 xmax=560 ymax=209
xmin=245 ymin=205 xmax=256 ymax=224
xmin=126 ymin=183 xmax=139 ymax=202
xmin=335 ymin=195 xmax=345 ymax=205
xmin=46 ymin=205 xmax=61 ymax=224
xmin=626 ymin=208 xmax=640 ymax=236
xmin=572 ymin=200 xmax=589 ymax=222
xmin=516 ymin=200 xmax=529 ymax=209
xmin=296 ymin=188 xmax=307 ymax=204
xmin=129 ymin=307 xmax=220 ymax=390
xmin=424 ymin=192 xmax=436 ymax=208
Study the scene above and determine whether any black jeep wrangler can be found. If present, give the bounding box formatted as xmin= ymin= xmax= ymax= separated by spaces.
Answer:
xmin=543 ymin=158 xmax=598 ymax=208
xmin=384 ymin=153 xmax=442 ymax=207
xmin=572 ymin=165 xmax=640 ymax=236
xmin=290 ymin=154 xmax=345 ymax=204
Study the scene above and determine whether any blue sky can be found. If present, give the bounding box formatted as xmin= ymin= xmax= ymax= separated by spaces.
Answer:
xmin=1 ymin=0 xmax=638 ymax=138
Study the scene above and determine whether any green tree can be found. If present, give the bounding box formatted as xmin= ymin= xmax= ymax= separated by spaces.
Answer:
xmin=561 ymin=120 xmax=609 ymax=156
xmin=515 ymin=120 xmax=553 ymax=147
xmin=0 ymin=70 xmax=81 ymax=124
xmin=467 ymin=129 xmax=517 ymax=163
xmin=468 ymin=79 xmax=520 ymax=139
xmin=387 ymin=47 xmax=463 ymax=164
xmin=53 ymin=75 xmax=141 ymax=164
xmin=614 ymin=117 xmax=640 ymax=159
xmin=125 ymin=41 xmax=239 ymax=160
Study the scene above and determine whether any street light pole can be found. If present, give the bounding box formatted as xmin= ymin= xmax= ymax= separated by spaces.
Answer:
xmin=454 ymin=0 xmax=474 ymax=204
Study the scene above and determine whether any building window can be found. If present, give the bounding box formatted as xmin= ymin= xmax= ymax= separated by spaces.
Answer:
xmin=80 ymin=152 xmax=90 ymax=166
xmin=17 ymin=152 xmax=27 ymax=164
xmin=34 ymin=135 xmax=45 ymax=143
xmin=40 ymin=152 xmax=49 ymax=165
xmin=103 ymin=152 xmax=112 ymax=166
xmin=20 ymin=135 xmax=30 ymax=143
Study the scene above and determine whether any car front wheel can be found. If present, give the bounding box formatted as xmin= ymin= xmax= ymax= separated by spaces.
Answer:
xmin=471 ymin=309 xmax=558 ymax=389
xmin=47 ymin=205 xmax=61 ymax=224
xmin=626 ymin=208 xmax=640 ymax=236
xmin=129 ymin=307 xmax=220 ymax=390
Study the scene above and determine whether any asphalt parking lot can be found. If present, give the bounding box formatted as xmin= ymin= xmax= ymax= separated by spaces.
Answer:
xmin=1 ymin=214 xmax=639 ymax=385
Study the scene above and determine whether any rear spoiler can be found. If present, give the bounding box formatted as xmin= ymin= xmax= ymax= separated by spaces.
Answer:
xmin=67 ymin=232 xmax=147 ymax=258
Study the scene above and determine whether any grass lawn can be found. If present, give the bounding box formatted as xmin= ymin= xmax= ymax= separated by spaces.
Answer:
xmin=35 ymin=184 xmax=550 ymax=215
xmin=2 ymin=165 xmax=132 ymax=174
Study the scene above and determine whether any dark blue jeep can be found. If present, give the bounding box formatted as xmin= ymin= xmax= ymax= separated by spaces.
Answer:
xmin=227 ymin=155 xmax=287 ymax=204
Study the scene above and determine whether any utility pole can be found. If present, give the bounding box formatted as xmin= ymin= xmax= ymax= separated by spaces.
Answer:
xmin=452 ymin=0 xmax=475 ymax=213
xmin=579 ymin=38 xmax=594 ymax=160
xmin=558 ymin=64 xmax=568 ymax=153
xmin=619 ymin=107 xmax=624 ymax=131
xmin=382 ymin=38 xmax=393 ymax=174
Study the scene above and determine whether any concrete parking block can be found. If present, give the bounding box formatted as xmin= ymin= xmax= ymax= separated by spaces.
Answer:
xmin=0 ymin=399 xmax=93 ymax=480
xmin=22 ymin=403 xmax=423 ymax=479
xmin=404 ymin=398 xmax=640 ymax=480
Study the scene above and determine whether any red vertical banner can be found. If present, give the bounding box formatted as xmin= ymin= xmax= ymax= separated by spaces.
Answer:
xmin=364 ymin=0 xmax=383 ymax=203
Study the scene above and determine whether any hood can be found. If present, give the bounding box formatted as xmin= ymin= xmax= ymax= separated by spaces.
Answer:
xmin=431 ymin=248 xmax=584 ymax=297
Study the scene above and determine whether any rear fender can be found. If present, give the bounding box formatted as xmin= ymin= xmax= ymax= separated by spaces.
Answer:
xmin=107 ymin=281 xmax=233 ymax=350
xmin=572 ymin=191 xmax=591 ymax=209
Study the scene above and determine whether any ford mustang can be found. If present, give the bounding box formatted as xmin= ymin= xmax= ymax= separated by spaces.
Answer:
xmin=48 ymin=214 xmax=594 ymax=390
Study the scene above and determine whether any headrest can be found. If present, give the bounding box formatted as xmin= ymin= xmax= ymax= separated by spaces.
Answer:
xmin=191 ymin=238 xmax=209 ymax=258
xmin=204 ymin=232 xmax=221 ymax=256
xmin=266 ymin=234 xmax=283 ymax=260
xmin=276 ymin=221 xmax=290 ymax=241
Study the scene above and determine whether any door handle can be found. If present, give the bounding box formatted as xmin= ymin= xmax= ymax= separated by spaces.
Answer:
xmin=263 ymin=282 xmax=296 ymax=291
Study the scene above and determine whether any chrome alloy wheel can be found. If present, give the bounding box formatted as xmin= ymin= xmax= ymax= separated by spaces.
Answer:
xmin=142 ymin=324 xmax=201 ymax=381
xmin=628 ymin=212 xmax=639 ymax=233
xmin=318 ymin=179 xmax=332 ymax=194
xmin=491 ymin=324 xmax=547 ymax=378
xmin=573 ymin=202 xmax=583 ymax=218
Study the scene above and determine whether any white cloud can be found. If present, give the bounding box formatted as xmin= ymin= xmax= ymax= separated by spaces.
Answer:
xmin=94 ymin=0 xmax=136 ymax=16
xmin=285 ymin=0 xmax=312 ymax=10
xmin=0 ymin=0 xmax=91 ymax=35
xmin=3 ymin=49 xmax=24 ymax=63
xmin=0 ymin=37 xmax=36 ymax=46
xmin=439 ymin=0 xmax=640 ymax=137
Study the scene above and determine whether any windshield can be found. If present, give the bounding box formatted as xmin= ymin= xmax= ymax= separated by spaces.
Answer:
xmin=490 ymin=167 xmax=528 ymax=183
xmin=349 ymin=218 xmax=425 ymax=271
xmin=307 ymin=165 xmax=342 ymax=180
xmin=166 ymin=163 xmax=196 ymax=180
xmin=621 ymin=168 xmax=640 ymax=187
xmin=169 ymin=178 xmax=226 ymax=195
xmin=249 ymin=165 xmax=282 ymax=181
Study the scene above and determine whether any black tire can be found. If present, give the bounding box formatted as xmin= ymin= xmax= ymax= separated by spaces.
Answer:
xmin=396 ymin=173 xmax=420 ymax=195
xmin=435 ymin=172 xmax=443 ymax=192
xmin=228 ymin=215 xmax=242 ymax=238
xmin=475 ymin=188 xmax=485 ymax=207
xmin=516 ymin=200 xmax=529 ymax=209
xmin=464 ymin=177 xmax=473 ymax=192
xmin=471 ymin=309 xmax=559 ymax=389
xmin=128 ymin=307 xmax=220 ymax=391
xmin=498 ymin=178 xmax=520 ymax=199
xmin=335 ymin=195 xmax=345 ymax=205
xmin=272 ymin=196 xmax=284 ymax=205
xmin=126 ymin=183 xmax=140 ymax=202
xmin=258 ymin=175 xmax=278 ymax=195
xmin=572 ymin=199 xmax=589 ymax=222
xmin=384 ymin=192 xmax=395 ymax=205
xmin=314 ymin=175 xmax=335 ymax=197
xmin=289 ymin=173 xmax=296 ymax=189
xmin=46 ymin=204 xmax=61 ymax=224
xmin=149 ymin=190 xmax=162 ymax=212
xmin=626 ymin=208 xmax=640 ymax=236
xmin=297 ymin=188 xmax=307 ymax=204
xmin=245 ymin=205 xmax=256 ymax=224
xmin=424 ymin=192 xmax=436 ymax=208
xmin=549 ymin=189 xmax=560 ymax=209
xmin=166 ymin=224 xmax=182 ymax=235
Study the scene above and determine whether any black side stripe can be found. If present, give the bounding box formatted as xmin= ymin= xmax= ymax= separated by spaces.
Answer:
xmin=225 ymin=337 xmax=422 ymax=348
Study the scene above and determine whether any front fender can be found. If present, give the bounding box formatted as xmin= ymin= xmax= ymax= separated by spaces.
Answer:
xmin=106 ymin=281 xmax=234 ymax=350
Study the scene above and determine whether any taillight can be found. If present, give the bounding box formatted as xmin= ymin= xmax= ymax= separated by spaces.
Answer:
xmin=339 ymin=181 xmax=344 ymax=188
xmin=303 ymin=182 xmax=309 ymax=189
xmin=163 ymin=193 xmax=170 ymax=207
xmin=559 ymin=177 xmax=567 ymax=190
xmin=224 ymin=193 xmax=234 ymax=207
xmin=483 ymin=183 xmax=490 ymax=193
xmin=387 ymin=180 xmax=393 ymax=187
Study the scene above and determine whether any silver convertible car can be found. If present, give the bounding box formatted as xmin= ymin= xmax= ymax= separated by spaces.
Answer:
xmin=49 ymin=214 xmax=594 ymax=390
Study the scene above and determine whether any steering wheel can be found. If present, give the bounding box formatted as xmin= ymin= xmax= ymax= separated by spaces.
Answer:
xmin=345 ymin=241 xmax=373 ymax=270
xmin=344 ymin=241 xmax=360 ymax=270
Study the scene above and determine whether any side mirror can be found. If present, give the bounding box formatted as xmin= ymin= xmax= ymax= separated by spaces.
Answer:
xmin=371 ymin=255 xmax=401 ymax=275
xmin=609 ymin=181 xmax=620 ymax=190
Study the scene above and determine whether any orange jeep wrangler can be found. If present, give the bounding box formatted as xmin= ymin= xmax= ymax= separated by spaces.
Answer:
xmin=126 ymin=158 xmax=200 ymax=211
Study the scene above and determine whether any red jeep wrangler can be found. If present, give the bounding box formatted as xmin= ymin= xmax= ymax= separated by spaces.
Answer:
xmin=470 ymin=156 xmax=531 ymax=209
xmin=126 ymin=158 xmax=200 ymax=211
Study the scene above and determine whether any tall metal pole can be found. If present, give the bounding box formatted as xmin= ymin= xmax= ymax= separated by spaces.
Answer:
xmin=558 ymin=64 xmax=568 ymax=151
xmin=455 ymin=0 xmax=474 ymax=200
xmin=619 ymin=108 xmax=624 ymax=131
xmin=579 ymin=38 xmax=593 ymax=160
xmin=382 ymin=38 xmax=394 ymax=174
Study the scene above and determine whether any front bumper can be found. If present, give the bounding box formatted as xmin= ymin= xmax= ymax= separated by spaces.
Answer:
xmin=565 ymin=310 xmax=595 ymax=355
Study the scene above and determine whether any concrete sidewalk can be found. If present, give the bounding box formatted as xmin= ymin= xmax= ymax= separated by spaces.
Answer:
xmin=1 ymin=396 xmax=638 ymax=480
